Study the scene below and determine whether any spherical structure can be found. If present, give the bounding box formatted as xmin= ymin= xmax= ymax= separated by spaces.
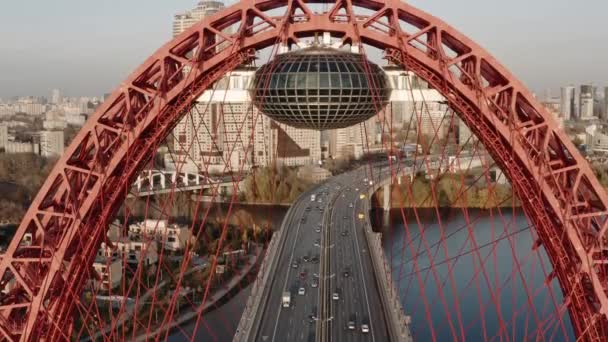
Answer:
xmin=251 ymin=47 xmax=390 ymax=130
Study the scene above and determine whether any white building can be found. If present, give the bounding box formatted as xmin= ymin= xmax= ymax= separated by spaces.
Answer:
xmin=586 ymin=125 xmax=608 ymax=154
xmin=604 ymin=87 xmax=608 ymax=120
xmin=39 ymin=130 xmax=64 ymax=157
xmin=92 ymin=257 xmax=123 ymax=290
xmin=172 ymin=0 xmax=225 ymax=37
xmin=171 ymin=69 xmax=271 ymax=174
xmin=271 ymin=122 xmax=321 ymax=166
xmin=129 ymin=220 xmax=191 ymax=252
xmin=98 ymin=238 xmax=159 ymax=266
xmin=580 ymin=85 xmax=595 ymax=120
xmin=171 ymin=68 xmax=321 ymax=173
xmin=43 ymin=108 xmax=68 ymax=130
xmin=0 ymin=124 xmax=7 ymax=150
xmin=51 ymin=89 xmax=62 ymax=105
xmin=5 ymin=140 xmax=35 ymax=154
xmin=297 ymin=165 xmax=332 ymax=183
xmin=560 ymin=86 xmax=575 ymax=121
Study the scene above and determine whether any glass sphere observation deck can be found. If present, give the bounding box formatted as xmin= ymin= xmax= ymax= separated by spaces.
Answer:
xmin=251 ymin=46 xmax=390 ymax=130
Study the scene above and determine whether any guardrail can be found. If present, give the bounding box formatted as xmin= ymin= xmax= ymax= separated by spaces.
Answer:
xmin=362 ymin=185 xmax=413 ymax=342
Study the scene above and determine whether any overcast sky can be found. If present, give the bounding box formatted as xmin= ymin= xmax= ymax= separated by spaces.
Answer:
xmin=0 ymin=0 xmax=605 ymax=98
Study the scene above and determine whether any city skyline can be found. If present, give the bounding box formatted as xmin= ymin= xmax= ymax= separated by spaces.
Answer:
xmin=0 ymin=0 xmax=606 ymax=98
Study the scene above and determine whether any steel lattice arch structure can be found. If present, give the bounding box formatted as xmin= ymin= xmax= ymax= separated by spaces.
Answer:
xmin=0 ymin=0 xmax=607 ymax=340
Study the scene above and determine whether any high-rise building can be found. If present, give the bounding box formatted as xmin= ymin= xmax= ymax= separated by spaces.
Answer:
xmin=51 ymin=89 xmax=61 ymax=105
xmin=39 ymin=130 xmax=64 ymax=157
xmin=604 ymin=87 xmax=608 ymax=120
xmin=580 ymin=84 xmax=595 ymax=120
xmin=0 ymin=124 xmax=8 ymax=150
xmin=560 ymin=86 xmax=575 ymax=121
xmin=328 ymin=118 xmax=376 ymax=160
xmin=172 ymin=1 xmax=225 ymax=37
xmin=171 ymin=69 xmax=271 ymax=174
xmin=270 ymin=123 xmax=321 ymax=167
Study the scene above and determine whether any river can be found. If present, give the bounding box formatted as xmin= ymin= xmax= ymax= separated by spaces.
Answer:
xmin=380 ymin=208 xmax=575 ymax=341
xmin=167 ymin=204 xmax=577 ymax=340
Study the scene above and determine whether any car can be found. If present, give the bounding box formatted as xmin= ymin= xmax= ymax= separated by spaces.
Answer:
xmin=315 ymin=227 xmax=321 ymax=233
xmin=305 ymin=207 xmax=311 ymax=211
xmin=308 ymin=311 xmax=318 ymax=323
xmin=332 ymin=290 xmax=340 ymax=300
xmin=303 ymin=255 xmax=310 ymax=262
xmin=361 ymin=323 xmax=370 ymax=333
xmin=292 ymin=261 xmax=299 ymax=269
xmin=349 ymin=203 xmax=354 ymax=208
xmin=311 ymin=279 xmax=318 ymax=288
xmin=298 ymin=286 xmax=306 ymax=295
xmin=355 ymin=188 xmax=359 ymax=191
xmin=300 ymin=270 xmax=307 ymax=279
xmin=343 ymin=216 xmax=348 ymax=220
xmin=341 ymin=194 xmax=345 ymax=198
xmin=301 ymin=218 xmax=307 ymax=224
xmin=311 ymin=255 xmax=320 ymax=264
xmin=347 ymin=314 xmax=356 ymax=330
xmin=314 ymin=238 xmax=321 ymax=247
xmin=343 ymin=268 xmax=350 ymax=278
xmin=341 ymin=230 xmax=348 ymax=237
xmin=319 ymin=207 xmax=324 ymax=212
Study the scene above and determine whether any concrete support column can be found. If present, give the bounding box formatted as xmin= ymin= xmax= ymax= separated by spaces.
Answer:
xmin=147 ymin=170 xmax=153 ymax=190
xmin=171 ymin=171 xmax=177 ymax=185
xmin=136 ymin=176 xmax=142 ymax=192
xmin=383 ymin=183 xmax=391 ymax=211
xmin=383 ymin=183 xmax=391 ymax=227
xmin=159 ymin=173 xmax=165 ymax=189
xmin=183 ymin=172 xmax=189 ymax=186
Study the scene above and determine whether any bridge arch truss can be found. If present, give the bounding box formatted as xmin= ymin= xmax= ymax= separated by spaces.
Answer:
xmin=0 ymin=0 xmax=607 ymax=340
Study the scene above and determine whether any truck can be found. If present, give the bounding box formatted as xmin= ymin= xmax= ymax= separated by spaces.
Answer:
xmin=310 ymin=194 xmax=316 ymax=202
xmin=282 ymin=291 xmax=291 ymax=308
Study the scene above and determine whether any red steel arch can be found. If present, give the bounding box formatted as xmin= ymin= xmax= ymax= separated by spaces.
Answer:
xmin=1 ymin=0 xmax=607 ymax=340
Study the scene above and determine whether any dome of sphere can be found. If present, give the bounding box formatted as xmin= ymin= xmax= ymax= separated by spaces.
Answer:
xmin=251 ymin=47 xmax=390 ymax=130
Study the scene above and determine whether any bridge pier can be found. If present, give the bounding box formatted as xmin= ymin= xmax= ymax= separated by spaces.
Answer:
xmin=383 ymin=183 xmax=391 ymax=227
xmin=147 ymin=170 xmax=153 ymax=190
xmin=136 ymin=177 xmax=142 ymax=192
xmin=159 ymin=173 xmax=165 ymax=189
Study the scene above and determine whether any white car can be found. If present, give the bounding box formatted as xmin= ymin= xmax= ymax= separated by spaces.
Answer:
xmin=361 ymin=324 xmax=370 ymax=333
xmin=298 ymin=287 xmax=306 ymax=295
xmin=332 ymin=292 xmax=340 ymax=300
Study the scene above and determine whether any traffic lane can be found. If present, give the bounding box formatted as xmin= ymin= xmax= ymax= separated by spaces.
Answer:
xmin=258 ymin=195 xmax=319 ymax=341
xmin=276 ymin=200 xmax=324 ymax=341
xmin=342 ymin=204 xmax=370 ymax=342
xmin=332 ymin=200 xmax=369 ymax=341
xmin=257 ymin=200 xmax=307 ymax=340
xmin=332 ymin=187 xmax=379 ymax=342
xmin=352 ymin=192 xmax=390 ymax=341
xmin=330 ymin=200 xmax=352 ymax=341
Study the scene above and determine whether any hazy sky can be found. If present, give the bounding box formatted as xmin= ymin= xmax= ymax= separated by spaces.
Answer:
xmin=0 ymin=0 xmax=606 ymax=98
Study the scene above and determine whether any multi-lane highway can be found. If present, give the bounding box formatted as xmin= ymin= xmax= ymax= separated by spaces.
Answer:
xmin=254 ymin=164 xmax=395 ymax=341
xmin=255 ymin=185 xmax=327 ymax=341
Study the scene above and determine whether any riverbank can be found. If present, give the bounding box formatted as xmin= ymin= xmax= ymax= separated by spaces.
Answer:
xmin=135 ymin=247 xmax=262 ymax=341
xmin=373 ymin=177 xmax=521 ymax=209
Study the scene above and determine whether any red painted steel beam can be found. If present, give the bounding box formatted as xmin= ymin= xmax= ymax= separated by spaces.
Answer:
xmin=0 ymin=0 xmax=606 ymax=340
